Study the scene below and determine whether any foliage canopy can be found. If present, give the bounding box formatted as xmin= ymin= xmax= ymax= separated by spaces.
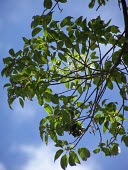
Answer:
xmin=2 ymin=0 xmax=128 ymax=169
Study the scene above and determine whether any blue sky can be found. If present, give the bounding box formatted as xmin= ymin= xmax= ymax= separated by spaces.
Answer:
xmin=0 ymin=0 xmax=128 ymax=170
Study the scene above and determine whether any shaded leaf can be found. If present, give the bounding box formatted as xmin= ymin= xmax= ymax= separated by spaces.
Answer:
xmin=58 ymin=53 xmax=67 ymax=62
xmin=111 ymin=144 xmax=119 ymax=155
xmin=9 ymin=48 xmax=15 ymax=56
xmin=122 ymin=135 xmax=128 ymax=147
xmin=56 ymin=124 xmax=64 ymax=136
xmin=69 ymin=151 xmax=80 ymax=166
xmin=78 ymin=148 xmax=90 ymax=161
xmin=60 ymin=154 xmax=68 ymax=170
xmin=111 ymin=25 xmax=120 ymax=33
xmin=123 ymin=106 xmax=128 ymax=111
xmin=3 ymin=83 xmax=11 ymax=88
xmin=88 ymin=0 xmax=95 ymax=8
xmin=32 ymin=27 xmax=42 ymax=37
xmin=22 ymin=37 xmax=29 ymax=43
xmin=54 ymin=149 xmax=64 ymax=162
xmin=101 ymin=147 xmax=110 ymax=156
xmin=93 ymin=148 xmax=100 ymax=154
xmin=51 ymin=94 xmax=59 ymax=104
xmin=60 ymin=16 xmax=73 ymax=27
xmin=58 ymin=0 xmax=67 ymax=3
xmin=44 ymin=0 xmax=52 ymax=9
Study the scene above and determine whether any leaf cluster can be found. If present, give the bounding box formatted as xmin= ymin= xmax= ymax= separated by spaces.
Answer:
xmin=1 ymin=0 xmax=128 ymax=169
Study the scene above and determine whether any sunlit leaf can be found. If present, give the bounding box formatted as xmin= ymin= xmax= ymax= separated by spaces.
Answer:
xmin=43 ymin=103 xmax=52 ymax=115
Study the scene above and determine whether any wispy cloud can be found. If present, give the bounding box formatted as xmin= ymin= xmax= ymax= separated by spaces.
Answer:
xmin=0 ymin=162 xmax=6 ymax=170
xmin=17 ymin=143 xmax=102 ymax=170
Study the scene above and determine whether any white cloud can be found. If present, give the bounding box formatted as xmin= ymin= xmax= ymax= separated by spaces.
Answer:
xmin=0 ymin=163 xmax=6 ymax=170
xmin=18 ymin=143 xmax=102 ymax=170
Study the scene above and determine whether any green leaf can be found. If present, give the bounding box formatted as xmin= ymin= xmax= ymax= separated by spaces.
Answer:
xmin=9 ymin=48 xmax=15 ymax=56
xmin=60 ymin=32 xmax=73 ymax=48
xmin=104 ymin=61 xmax=112 ymax=70
xmin=78 ymin=148 xmax=90 ymax=161
xmin=77 ymin=86 xmax=82 ymax=94
xmin=37 ymin=96 xmax=44 ymax=106
xmin=69 ymin=154 xmax=76 ymax=166
xmin=65 ymin=82 xmax=70 ymax=89
xmin=3 ymin=83 xmax=11 ymax=88
xmin=106 ymin=102 xmax=117 ymax=111
xmin=43 ymin=103 xmax=52 ymax=115
xmin=93 ymin=148 xmax=100 ymax=154
xmin=56 ymin=124 xmax=64 ymax=136
xmin=120 ymin=87 xmax=127 ymax=99
xmin=51 ymin=94 xmax=59 ymax=104
xmin=1 ymin=67 xmax=8 ymax=77
xmin=88 ymin=0 xmax=95 ymax=8
xmin=8 ymin=96 xmax=16 ymax=109
xmin=111 ymin=25 xmax=120 ymax=33
xmin=19 ymin=98 xmax=24 ymax=108
xmin=103 ymin=121 xmax=109 ymax=133
xmin=3 ymin=57 xmax=12 ymax=65
xmin=101 ymin=147 xmax=110 ymax=156
xmin=31 ymin=19 xmax=39 ymax=29
xmin=49 ymin=130 xmax=58 ymax=142
xmin=109 ymin=122 xmax=118 ymax=135
xmin=45 ymin=133 xmax=48 ymax=145
xmin=60 ymin=16 xmax=73 ymax=27
xmin=44 ymin=92 xmax=52 ymax=102
xmin=123 ymin=52 xmax=128 ymax=66
xmin=32 ymin=27 xmax=42 ymax=37
xmin=55 ymin=140 xmax=68 ymax=148
xmin=44 ymin=0 xmax=52 ymax=9
xmin=122 ymin=135 xmax=128 ymax=147
xmin=75 ymin=16 xmax=83 ymax=26
xmin=60 ymin=154 xmax=68 ymax=170
xmin=69 ymin=151 xmax=80 ymax=166
xmin=22 ymin=37 xmax=29 ymax=43
xmin=58 ymin=0 xmax=67 ymax=3
xmin=123 ymin=106 xmax=128 ymax=111
xmin=111 ymin=145 xmax=119 ymax=155
xmin=102 ymin=99 xmax=109 ymax=106
xmin=54 ymin=149 xmax=64 ymax=162
xmin=99 ymin=116 xmax=105 ymax=125
xmin=104 ymin=19 xmax=111 ymax=27
xmin=90 ymin=51 xmax=96 ymax=59
xmin=58 ymin=53 xmax=67 ymax=62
